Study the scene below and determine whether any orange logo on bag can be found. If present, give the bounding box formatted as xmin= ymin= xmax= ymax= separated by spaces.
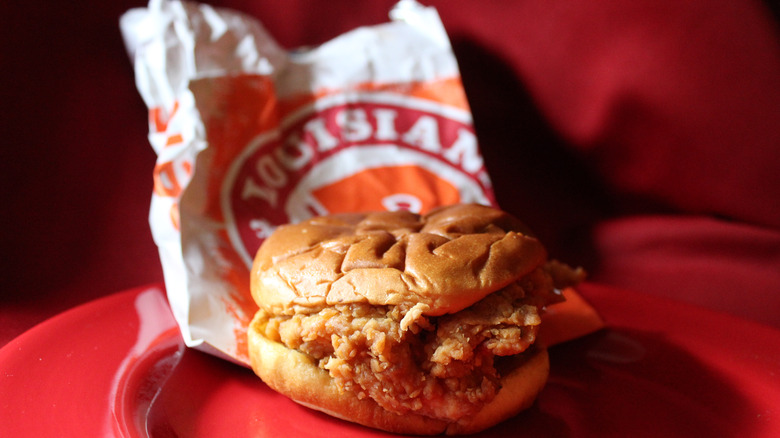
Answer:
xmin=222 ymin=93 xmax=495 ymax=266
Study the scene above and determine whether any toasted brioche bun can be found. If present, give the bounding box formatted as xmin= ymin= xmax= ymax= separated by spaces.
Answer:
xmin=251 ymin=204 xmax=547 ymax=316
xmin=248 ymin=311 xmax=549 ymax=435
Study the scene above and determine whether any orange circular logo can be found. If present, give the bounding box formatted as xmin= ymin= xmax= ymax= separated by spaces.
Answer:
xmin=222 ymin=94 xmax=495 ymax=266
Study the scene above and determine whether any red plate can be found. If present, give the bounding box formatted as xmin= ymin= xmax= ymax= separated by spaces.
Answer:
xmin=1 ymin=283 xmax=778 ymax=437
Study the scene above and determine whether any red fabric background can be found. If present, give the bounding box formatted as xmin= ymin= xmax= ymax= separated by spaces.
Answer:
xmin=2 ymin=0 xmax=779 ymax=345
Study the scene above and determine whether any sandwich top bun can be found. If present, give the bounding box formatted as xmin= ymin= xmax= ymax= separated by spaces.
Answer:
xmin=251 ymin=203 xmax=547 ymax=316
xmin=248 ymin=204 xmax=579 ymax=434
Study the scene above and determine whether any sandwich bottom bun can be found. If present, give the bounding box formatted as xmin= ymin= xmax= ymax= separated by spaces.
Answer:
xmin=247 ymin=312 xmax=550 ymax=435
